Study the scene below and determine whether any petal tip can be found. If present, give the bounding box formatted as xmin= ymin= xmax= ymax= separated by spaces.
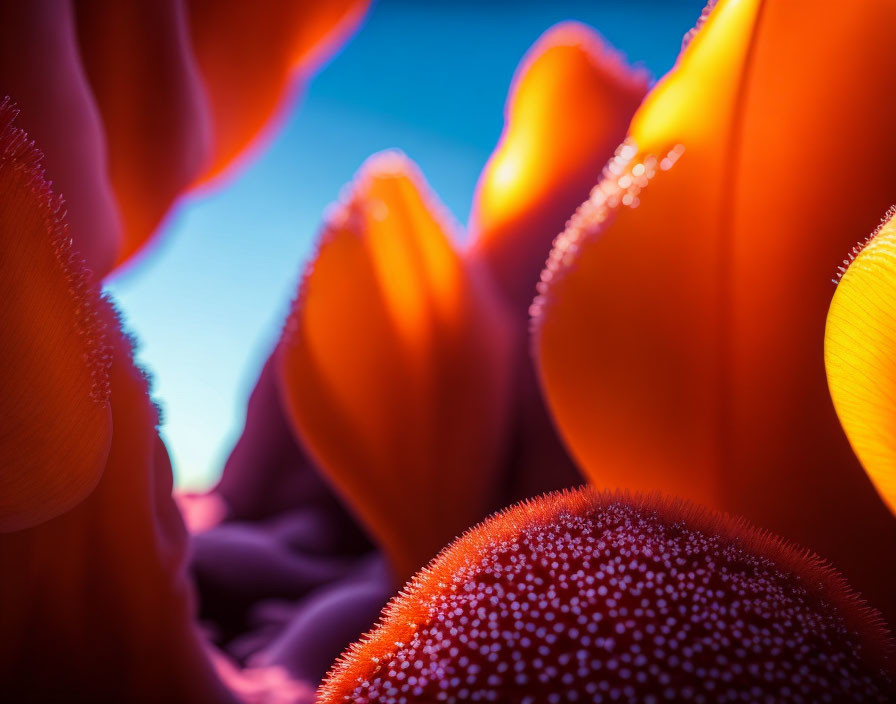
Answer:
xmin=528 ymin=20 xmax=651 ymax=96
xmin=277 ymin=153 xmax=511 ymax=580
xmin=833 ymin=204 xmax=896 ymax=284
xmin=680 ymin=0 xmax=720 ymax=53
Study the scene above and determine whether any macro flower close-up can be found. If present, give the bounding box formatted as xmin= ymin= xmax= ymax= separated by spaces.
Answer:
xmin=2 ymin=1 xmax=896 ymax=702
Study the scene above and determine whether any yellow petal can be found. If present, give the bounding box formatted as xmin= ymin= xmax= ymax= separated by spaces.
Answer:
xmin=826 ymin=208 xmax=896 ymax=517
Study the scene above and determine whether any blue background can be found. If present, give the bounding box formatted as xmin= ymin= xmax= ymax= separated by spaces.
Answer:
xmin=106 ymin=0 xmax=705 ymax=489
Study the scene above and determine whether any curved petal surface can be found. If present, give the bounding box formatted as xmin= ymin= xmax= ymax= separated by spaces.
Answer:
xmin=0 ymin=0 xmax=120 ymax=276
xmin=75 ymin=0 xmax=212 ymax=266
xmin=0 ymin=102 xmax=111 ymax=531
xmin=0 ymin=300 xmax=233 ymax=702
xmin=534 ymin=0 xmax=896 ymax=618
xmin=0 ymin=103 xmax=229 ymax=701
xmin=470 ymin=21 xmax=647 ymax=314
xmin=0 ymin=0 xmax=369 ymax=275
xmin=187 ymin=0 xmax=370 ymax=187
xmin=278 ymin=152 xmax=513 ymax=580
xmin=826 ymin=208 xmax=896 ymax=517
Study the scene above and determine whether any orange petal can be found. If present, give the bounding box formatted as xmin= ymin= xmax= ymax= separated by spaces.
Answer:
xmin=1 ymin=1 xmax=368 ymax=275
xmin=469 ymin=21 xmax=647 ymax=314
xmin=0 ymin=101 xmax=111 ymax=531
xmin=187 ymin=0 xmax=370 ymax=187
xmin=534 ymin=0 xmax=896 ymax=619
xmin=277 ymin=152 xmax=512 ymax=581
xmin=0 ymin=305 xmax=232 ymax=702
xmin=467 ymin=23 xmax=646 ymax=503
xmin=320 ymin=488 xmax=895 ymax=702
xmin=81 ymin=0 xmax=369 ymax=267
xmin=75 ymin=0 xmax=212 ymax=266
xmin=0 ymin=136 xmax=230 ymax=698
xmin=0 ymin=1 xmax=122 ymax=276
xmin=826 ymin=208 xmax=896 ymax=517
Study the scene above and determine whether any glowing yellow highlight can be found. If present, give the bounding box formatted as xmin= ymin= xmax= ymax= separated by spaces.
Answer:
xmin=630 ymin=0 xmax=761 ymax=152
xmin=473 ymin=22 xmax=648 ymax=240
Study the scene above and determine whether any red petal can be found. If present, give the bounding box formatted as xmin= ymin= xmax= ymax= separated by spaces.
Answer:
xmin=0 ymin=106 xmax=229 ymax=699
xmin=0 ymin=101 xmax=111 ymax=531
xmin=0 ymin=301 xmax=233 ymax=703
xmin=0 ymin=1 xmax=370 ymax=275
xmin=75 ymin=0 xmax=212 ymax=266
xmin=0 ymin=1 xmax=121 ymax=276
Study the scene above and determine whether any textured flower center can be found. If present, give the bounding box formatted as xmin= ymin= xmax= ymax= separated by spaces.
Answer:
xmin=320 ymin=490 xmax=894 ymax=703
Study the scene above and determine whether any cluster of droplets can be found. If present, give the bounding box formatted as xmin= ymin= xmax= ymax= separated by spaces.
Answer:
xmin=0 ymin=98 xmax=112 ymax=404
xmin=681 ymin=1 xmax=718 ymax=52
xmin=320 ymin=490 xmax=893 ymax=703
xmin=833 ymin=205 xmax=896 ymax=284
xmin=529 ymin=140 xmax=684 ymax=328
